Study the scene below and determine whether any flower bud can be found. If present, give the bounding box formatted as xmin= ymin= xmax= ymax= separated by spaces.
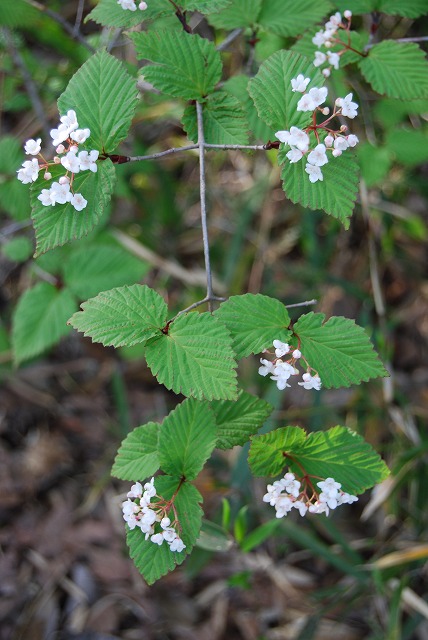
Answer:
xmin=324 ymin=41 xmax=332 ymax=48
xmin=322 ymin=68 xmax=331 ymax=78
xmin=344 ymin=10 xmax=352 ymax=19
xmin=340 ymin=125 xmax=348 ymax=132
xmin=44 ymin=171 xmax=52 ymax=180
xmin=59 ymin=176 xmax=70 ymax=184
xmin=332 ymin=149 xmax=342 ymax=157
xmin=324 ymin=135 xmax=334 ymax=147
xmin=53 ymin=156 xmax=61 ymax=164
xmin=321 ymin=107 xmax=330 ymax=115
xmin=56 ymin=144 xmax=65 ymax=154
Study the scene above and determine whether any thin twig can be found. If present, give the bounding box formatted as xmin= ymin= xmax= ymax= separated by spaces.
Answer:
xmin=2 ymin=28 xmax=50 ymax=140
xmin=173 ymin=295 xmax=226 ymax=320
xmin=285 ymin=299 xmax=317 ymax=309
xmin=25 ymin=0 xmax=96 ymax=53
xmin=73 ymin=0 xmax=85 ymax=36
xmin=196 ymin=101 xmax=214 ymax=311
xmin=217 ymin=28 xmax=242 ymax=51
xmin=128 ymin=143 xmax=269 ymax=163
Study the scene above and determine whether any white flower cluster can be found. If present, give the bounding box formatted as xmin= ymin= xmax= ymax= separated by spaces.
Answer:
xmin=122 ymin=479 xmax=186 ymax=553
xmin=263 ymin=471 xmax=358 ymax=518
xmin=312 ymin=10 xmax=352 ymax=78
xmin=275 ymin=77 xmax=359 ymax=183
xmin=259 ymin=340 xmax=321 ymax=391
xmin=16 ymin=110 xmax=100 ymax=212
xmin=118 ymin=0 xmax=148 ymax=10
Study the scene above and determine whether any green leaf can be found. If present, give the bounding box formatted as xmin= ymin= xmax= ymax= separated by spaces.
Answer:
xmin=158 ymin=399 xmax=217 ymax=480
xmin=127 ymin=476 xmax=202 ymax=584
xmin=359 ymin=41 xmax=428 ymax=100
xmin=112 ymin=422 xmax=160 ymax=480
xmin=30 ymin=160 xmax=116 ymax=256
xmin=63 ymin=244 xmax=148 ymax=299
xmin=240 ymin=519 xmax=281 ymax=553
xmin=182 ymin=91 xmax=249 ymax=145
xmin=215 ymin=294 xmax=291 ymax=359
xmin=130 ymin=30 xmax=222 ymax=100
xmin=291 ymin=30 xmax=368 ymax=68
xmin=357 ymin=142 xmax=392 ymax=188
xmin=279 ymin=147 xmax=359 ymax=227
xmin=183 ymin=0 xmax=232 ymax=13
xmin=377 ymin=0 xmax=428 ymax=18
xmin=86 ymin=0 xmax=171 ymax=28
xmin=0 ymin=136 xmax=31 ymax=221
xmin=68 ymin=284 xmax=168 ymax=348
xmin=258 ymin=0 xmax=333 ymax=38
xmin=223 ymin=75 xmax=275 ymax=142
xmin=248 ymin=50 xmax=325 ymax=132
xmin=208 ymin=0 xmax=262 ymax=29
xmin=1 ymin=237 xmax=33 ymax=262
xmin=211 ymin=390 xmax=274 ymax=449
xmin=145 ymin=312 xmax=238 ymax=401
xmin=196 ymin=519 xmax=233 ymax=552
xmin=293 ymin=312 xmax=389 ymax=388
xmin=289 ymin=426 xmax=390 ymax=494
xmin=331 ymin=0 xmax=374 ymax=13
xmin=12 ymin=282 xmax=78 ymax=365
xmin=386 ymin=127 xmax=428 ymax=168
xmin=0 ymin=0 xmax=37 ymax=26
xmin=248 ymin=426 xmax=306 ymax=476
xmin=57 ymin=50 xmax=138 ymax=153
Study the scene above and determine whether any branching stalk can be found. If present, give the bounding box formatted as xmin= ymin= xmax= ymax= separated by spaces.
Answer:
xmin=196 ymin=101 xmax=214 ymax=310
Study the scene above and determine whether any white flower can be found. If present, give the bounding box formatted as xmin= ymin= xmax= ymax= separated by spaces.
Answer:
xmin=160 ymin=517 xmax=171 ymax=529
xmin=298 ymin=372 xmax=322 ymax=389
xmin=162 ymin=527 xmax=177 ymax=543
xmin=291 ymin=74 xmax=310 ymax=93
xmin=283 ymin=472 xmax=301 ymax=498
xmin=70 ymin=193 xmax=88 ymax=211
xmin=118 ymin=0 xmax=137 ymax=9
xmin=38 ymin=188 xmax=56 ymax=206
xmin=292 ymin=349 xmax=301 ymax=359
xmin=270 ymin=362 xmax=297 ymax=390
xmin=56 ymin=144 xmax=65 ymax=154
xmin=324 ymin=135 xmax=334 ymax=148
xmin=61 ymin=149 xmax=80 ymax=174
xmin=293 ymin=500 xmax=308 ymax=516
xmin=346 ymin=134 xmax=359 ymax=147
xmin=308 ymin=87 xmax=328 ymax=107
xmin=127 ymin=482 xmax=143 ymax=498
xmin=70 ymin=128 xmax=91 ymax=144
xmin=307 ymin=144 xmax=328 ymax=167
xmin=305 ymin=164 xmax=323 ymax=183
xmin=327 ymin=52 xmax=340 ymax=70
xmin=275 ymin=130 xmax=291 ymax=144
xmin=60 ymin=109 xmax=79 ymax=133
xmin=258 ymin=358 xmax=274 ymax=377
xmin=78 ymin=149 xmax=99 ymax=172
xmin=325 ymin=12 xmax=342 ymax=30
xmin=337 ymin=491 xmax=358 ymax=505
xmin=286 ymin=148 xmax=304 ymax=163
xmin=336 ymin=93 xmax=359 ymax=118
xmin=334 ymin=137 xmax=349 ymax=152
xmin=24 ymin=138 xmax=41 ymax=155
xmin=309 ymin=500 xmax=329 ymax=515
xmin=59 ymin=176 xmax=70 ymax=185
xmin=139 ymin=1 xmax=148 ymax=9
xmin=319 ymin=492 xmax=339 ymax=509
xmin=317 ymin=477 xmax=341 ymax=496
xmin=169 ymin=537 xmax=186 ymax=552
xmin=313 ymin=51 xmax=327 ymax=67
xmin=296 ymin=93 xmax=316 ymax=112
xmin=273 ymin=340 xmax=290 ymax=358
xmin=150 ymin=532 xmax=164 ymax=545
xmin=143 ymin=477 xmax=156 ymax=499
xmin=17 ymin=158 xmax=40 ymax=184
xmin=51 ymin=181 xmax=72 ymax=204
xmin=50 ymin=123 xmax=70 ymax=146
xmin=275 ymin=495 xmax=294 ymax=517
xmin=287 ymin=126 xmax=310 ymax=152
xmin=312 ymin=30 xmax=327 ymax=47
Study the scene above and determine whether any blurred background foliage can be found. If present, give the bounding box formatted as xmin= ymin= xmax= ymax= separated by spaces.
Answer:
xmin=0 ymin=1 xmax=427 ymax=639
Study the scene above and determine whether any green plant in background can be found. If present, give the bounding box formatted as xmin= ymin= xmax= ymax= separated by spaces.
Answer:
xmin=1 ymin=0 xmax=428 ymax=606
